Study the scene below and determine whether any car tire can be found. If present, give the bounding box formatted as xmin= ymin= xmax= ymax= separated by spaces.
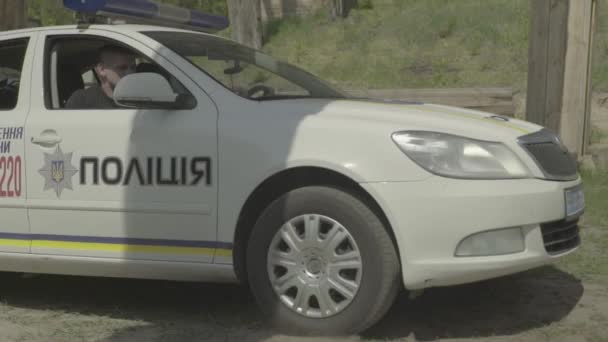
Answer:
xmin=246 ymin=186 xmax=401 ymax=335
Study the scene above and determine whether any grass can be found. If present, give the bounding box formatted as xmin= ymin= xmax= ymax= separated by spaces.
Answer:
xmin=580 ymin=171 xmax=608 ymax=228
xmin=257 ymin=0 xmax=608 ymax=94
xmin=555 ymin=171 xmax=608 ymax=285
xmin=591 ymin=126 xmax=608 ymax=144
xmin=259 ymin=0 xmax=530 ymax=90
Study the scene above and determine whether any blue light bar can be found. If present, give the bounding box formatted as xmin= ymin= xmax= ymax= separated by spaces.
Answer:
xmin=63 ymin=0 xmax=229 ymax=31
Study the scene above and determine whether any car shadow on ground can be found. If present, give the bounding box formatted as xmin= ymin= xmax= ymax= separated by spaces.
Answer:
xmin=0 ymin=265 xmax=583 ymax=341
xmin=364 ymin=266 xmax=584 ymax=341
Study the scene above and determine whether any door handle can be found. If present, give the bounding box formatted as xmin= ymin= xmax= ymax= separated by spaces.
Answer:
xmin=31 ymin=134 xmax=62 ymax=146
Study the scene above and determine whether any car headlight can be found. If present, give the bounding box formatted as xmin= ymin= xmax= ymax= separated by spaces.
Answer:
xmin=392 ymin=131 xmax=530 ymax=179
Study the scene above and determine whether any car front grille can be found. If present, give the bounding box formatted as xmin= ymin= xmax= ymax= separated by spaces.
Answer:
xmin=540 ymin=218 xmax=580 ymax=255
xmin=518 ymin=129 xmax=578 ymax=181
xmin=522 ymin=142 xmax=577 ymax=180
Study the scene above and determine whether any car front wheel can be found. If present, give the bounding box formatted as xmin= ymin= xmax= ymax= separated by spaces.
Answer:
xmin=246 ymin=186 xmax=401 ymax=335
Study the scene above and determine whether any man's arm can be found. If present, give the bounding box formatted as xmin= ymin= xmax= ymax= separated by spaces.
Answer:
xmin=65 ymin=89 xmax=86 ymax=109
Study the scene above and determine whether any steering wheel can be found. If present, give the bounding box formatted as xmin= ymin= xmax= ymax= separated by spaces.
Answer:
xmin=247 ymin=84 xmax=275 ymax=99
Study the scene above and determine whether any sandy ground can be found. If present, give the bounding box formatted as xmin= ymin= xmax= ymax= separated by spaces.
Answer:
xmin=0 ymin=262 xmax=606 ymax=342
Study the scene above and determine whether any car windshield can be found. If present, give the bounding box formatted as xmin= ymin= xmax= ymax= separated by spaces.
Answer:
xmin=143 ymin=31 xmax=346 ymax=101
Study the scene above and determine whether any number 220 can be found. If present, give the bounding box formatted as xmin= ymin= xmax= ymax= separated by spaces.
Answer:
xmin=0 ymin=156 xmax=22 ymax=198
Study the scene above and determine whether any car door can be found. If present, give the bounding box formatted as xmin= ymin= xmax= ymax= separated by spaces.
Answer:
xmin=0 ymin=32 xmax=36 ymax=255
xmin=25 ymin=28 xmax=218 ymax=263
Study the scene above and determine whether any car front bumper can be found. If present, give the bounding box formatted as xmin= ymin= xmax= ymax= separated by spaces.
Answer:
xmin=361 ymin=176 xmax=583 ymax=290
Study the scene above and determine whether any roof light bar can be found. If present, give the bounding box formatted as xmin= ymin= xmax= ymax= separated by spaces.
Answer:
xmin=63 ymin=0 xmax=230 ymax=32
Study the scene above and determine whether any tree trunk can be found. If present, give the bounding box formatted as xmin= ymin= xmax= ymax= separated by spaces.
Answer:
xmin=330 ymin=0 xmax=358 ymax=19
xmin=0 ymin=0 xmax=27 ymax=31
xmin=227 ymin=0 xmax=263 ymax=49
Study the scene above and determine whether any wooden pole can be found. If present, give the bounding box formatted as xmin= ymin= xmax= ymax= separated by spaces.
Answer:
xmin=330 ymin=0 xmax=358 ymax=19
xmin=0 ymin=0 xmax=27 ymax=31
xmin=526 ymin=0 xmax=597 ymax=159
xmin=582 ymin=0 xmax=598 ymax=156
xmin=560 ymin=0 xmax=597 ymax=157
xmin=526 ymin=0 xmax=568 ymax=131
xmin=227 ymin=0 xmax=263 ymax=49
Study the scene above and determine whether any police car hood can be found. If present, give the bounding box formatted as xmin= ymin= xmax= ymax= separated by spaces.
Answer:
xmin=307 ymin=98 xmax=543 ymax=141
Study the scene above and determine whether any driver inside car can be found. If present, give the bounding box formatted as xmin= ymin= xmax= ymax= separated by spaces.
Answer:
xmin=66 ymin=44 xmax=137 ymax=109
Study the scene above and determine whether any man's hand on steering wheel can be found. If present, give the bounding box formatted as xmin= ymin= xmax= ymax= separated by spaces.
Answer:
xmin=247 ymin=84 xmax=275 ymax=99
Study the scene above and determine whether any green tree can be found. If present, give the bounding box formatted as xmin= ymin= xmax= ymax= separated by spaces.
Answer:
xmin=27 ymin=0 xmax=74 ymax=26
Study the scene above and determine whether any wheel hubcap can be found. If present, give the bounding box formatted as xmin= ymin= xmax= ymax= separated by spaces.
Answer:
xmin=306 ymin=258 xmax=322 ymax=275
xmin=267 ymin=214 xmax=362 ymax=318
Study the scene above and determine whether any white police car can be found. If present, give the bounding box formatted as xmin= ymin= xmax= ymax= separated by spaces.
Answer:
xmin=0 ymin=0 xmax=585 ymax=335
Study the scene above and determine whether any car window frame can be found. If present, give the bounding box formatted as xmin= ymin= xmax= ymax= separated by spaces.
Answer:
xmin=43 ymin=34 xmax=197 ymax=111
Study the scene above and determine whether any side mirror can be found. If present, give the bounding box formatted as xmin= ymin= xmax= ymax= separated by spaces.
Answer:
xmin=113 ymin=73 xmax=196 ymax=110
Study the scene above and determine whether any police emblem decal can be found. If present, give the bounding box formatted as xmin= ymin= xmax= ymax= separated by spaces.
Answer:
xmin=39 ymin=145 xmax=78 ymax=197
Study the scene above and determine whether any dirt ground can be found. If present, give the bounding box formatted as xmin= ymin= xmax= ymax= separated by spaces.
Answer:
xmin=0 ymin=261 xmax=606 ymax=342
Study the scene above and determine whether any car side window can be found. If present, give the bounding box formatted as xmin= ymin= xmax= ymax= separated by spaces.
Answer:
xmin=192 ymin=57 xmax=310 ymax=99
xmin=144 ymin=31 xmax=345 ymax=101
xmin=45 ymin=36 xmax=193 ymax=110
xmin=0 ymin=38 xmax=29 ymax=111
